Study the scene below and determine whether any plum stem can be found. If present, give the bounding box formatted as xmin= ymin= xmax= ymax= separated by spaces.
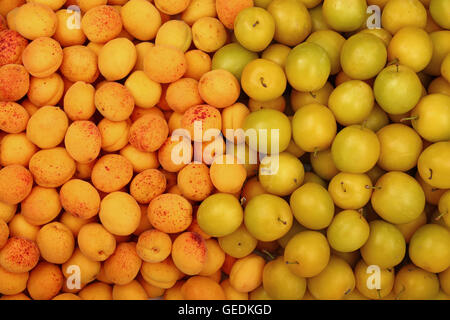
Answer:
xmin=400 ymin=116 xmax=418 ymax=122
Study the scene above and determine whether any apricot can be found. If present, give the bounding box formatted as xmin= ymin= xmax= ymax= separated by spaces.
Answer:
xmin=144 ymin=45 xmax=187 ymax=84
xmin=8 ymin=213 xmax=39 ymax=241
xmin=77 ymin=223 xmax=116 ymax=262
xmin=26 ymin=106 xmax=68 ymax=149
xmin=74 ymin=161 xmax=96 ymax=180
xmin=0 ymin=202 xmax=17 ymax=223
xmin=134 ymin=42 xmax=154 ymax=71
xmin=15 ymin=2 xmax=57 ymax=40
xmin=21 ymin=186 xmax=61 ymax=225
xmin=133 ymin=205 xmax=153 ymax=237
xmin=0 ymin=265 xmax=28 ymax=295
xmin=103 ymin=242 xmax=142 ymax=285
xmin=81 ymin=5 xmax=122 ymax=43
xmin=21 ymin=99 xmax=39 ymax=116
xmin=0 ymin=293 xmax=31 ymax=300
xmin=0 ymin=102 xmax=29 ymax=133
xmin=154 ymin=0 xmax=190 ymax=15
xmin=64 ymin=121 xmax=101 ymax=164
xmin=27 ymin=262 xmax=63 ymax=300
xmin=181 ymin=0 xmax=217 ymax=25
xmin=99 ymin=192 xmax=141 ymax=236
xmin=185 ymin=49 xmax=212 ymax=81
xmin=181 ymin=275 xmax=226 ymax=300
xmin=166 ymin=78 xmax=203 ymax=113
xmin=120 ymin=144 xmax=160 ymax=173
xmin=131 ymin=106 xmax=165 ymax=121
xmin=112 ymin=280 xmax=148 ymax=300
xmin=216 ymin=0 xmax=253 ymax=29
xmin=91 ymin=155 xmax=133 ymax=193
xmin=94 ymin=82 xmax=134 ymax=121
xmin=210 ymin=154 xmax=247 ymax=194
xmin=157 ymin=137 xmax=193 ymax=172
xmin=129 ymin=114 xmax=169 ymax=153
xmin=0 ymin=64 xmax=29 ymax=101
xmin=22 ymin=37 xmax=62 ymax=78
xmin=0 ymin=30 xmax=28 ymax=66
xmin=0 ymin=219 xmax=8 ymax=249
xmin=78 ymin=282 xmax=113 ymax=300
xmin=156 ymin=20 xmax=192 ymax=52
xmin=199 ymin=239 xmax=226 ymax=276
xmin=62 ymin=248 xmax=101 ymax=284
xmin=168 ymin=112 xmax=184 ymax=134
xmin=60 ymin=179 xmax=100 ymax=220
xmin=199 ymin=70 xmax=241 ymax=108
xmin=53 ymin=8 xmax=87 ymax=47
xmin=164 ymin=280 xmax=186 ymax=299
xmin=63 ymin=81 xmax=96 ymax=121
xmin=148 ymin=194 xmax=193 ymax=234
xmin=27 ymin=73 xmax=64 ymax=106
xmin=98 ymin=38 xmax=137 ymax=81
xmin=125 ymin=71 xmax=161 ymax=109
xmin=0 ymin=237 xmax=40 ymax=273
xmin=177 ymin=163 xmax=214 ymax=201
xmin=0 ymin=133 xmax=37 ymax=167
xmin=140 ymin=257 xmax=183 ymax=288
xmin=221 ymin=278 xmax=248 ymax=300
xmin=36 ymin=222 xmax=75 ymax=264
xmin=192 ymin=17 xmax=227 ymax=52
xmin=28 ymin=147 xmax=76 ymax=188
xmin=229 ymin=254 xmax=266 ymax=293
xmin=52 ymin=293 xmax=81 ymax=300
xmin=60 ymin=45 xmax=99 ymax=83
xmin=172 ymin=232 xmax=207 ymax=275
xmin=136 ymin=229 xmax=172 ymax=263
xmin=222 ymin=103 xmax=251 ymax=143
xmin=0 ymin=0 xmax=25 ymax=17
xmin=138 ymin=274 xmax=166 ymax=298
xmin=98 ymin=119 xmax=131 ymax=153
xmin=181 ymin=104 xmax=222 ymax=141
xmin=121 ymin=0 xmax=161 ymax=41
xmin=0 ymin=165 xmax=33 ymax=205
xmin=130 ymin=169 xmax=166 ymax=204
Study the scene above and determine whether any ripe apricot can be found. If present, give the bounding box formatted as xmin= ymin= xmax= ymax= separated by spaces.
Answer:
xmin=27 ymin=262 xmax=63 ymax=300
xmin=0 ymin=102 xmax=29 ymax=134
xmin=129 ymin=114 xmax=169 ymax=153
xmin=78 ymin=282 xmax=113 ymax=300
xmin=98 ymin=38 xmax=137 ymax=81
xmin=148 ymin=193 xmax=193 ymax=234
xmin=130 ymin=169 xmax=167 ymax=204
xmin=229 ymin=254 xmax=266 ymax=293
xmin=53 ymin=8 xmax=87 ymax=47
xmin=60 ymin=45 xmax=98 ymax=83
xmin=177 ymin=163 xmax=214 ymax=201
xmin=0 ymin=165 xmax=33 ymax=205
xmin=0 ymin=237 xmax=40 ymax=273
xmin=199 ymin=239 xmax=226 ymax=276
xmin=0 ymin=30 xmax=28 ymax=66
xmin=156 ymin=20 xmax=192 ymax=52
xmin=0 ymin=265 xmax=28 ymax=295
xmin=98 ymin=119 xmax=130 ymax=153
xmin=140 ymin=257 xmax=184 ymax=288
xmin=26 ymin=106 xmax=68 ymax=149
xmin=154 ymin=0 xmax=190 ymax=15
xmin=21 ymin=186 xmax=61 ymax=226
xmin=192 ymin=17 xmax=227 ymax=52
xmin=36 ymin=222 xmax=75 ymax=264
xmin=144 ymin=45 xmax=187 ymax=84
xmin=77 ymin=223 xmax=116 ymax=262
xmin=15 ymin=2 xmax=57 ymax=40
xmin=120 ymin=144 xmax=160 ymax=173
xmin=22 ymin=37 xmax=62 ymax=78
xmin=64 ymin=121 xmax=101 ymax=164
xmin=95 ymin=82 xmax=134 ymax=121
xmin=166 ymin=78 xmax=203 ymax=113
xmin=27 ymin=73 xmax=64 ymax=106
xmin=199 ymin=70 xmax=240 ymax=109
xmin=99 ymin=192 xmax=141 ymax=236
xmin=125 ymin=71 xmax=161 ymax=109
xmin=216 ymin=0 xmax=253 ymax=29
xmin=91 ymin=155 xmax=133 ymax=193
xmin=185 ymin=49 xmax=212 ymax=80
xmin=136 ymin=229 xmax=172 ymax=263
xmin=121 ymin=0 xmax=161 ymax=41
xmin=172 ymin=232 xmax=207 ymax=275
xmin=8 ymin=214 xmax=39 ymax=241
xmin=0 ymin=64 xmax=30 ymax=101
xmin=181 ymin=276 xmax=226 ymax=300
xmin=181 ymin=104 xmax=222 ymax=141
xmin=210 ymin=155 xmax=247 ymax=194
xmin=62 ymin=248 xmax=101 ymax=285
xmin=81 ymin=5 xmax=122 ymax=43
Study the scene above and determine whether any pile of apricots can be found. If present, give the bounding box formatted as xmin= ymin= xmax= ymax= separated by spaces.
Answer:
xmin=0 ymin=0 xmax=449 ymax=300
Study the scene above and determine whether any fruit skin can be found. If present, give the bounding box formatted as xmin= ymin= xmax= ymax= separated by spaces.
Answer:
xmin=417 ymin=141 xmax=450 ymax=189
xmin=197 ymin=193 xmax=243 ymax=237
xmin=322 ymin=0 xmax=367 ymax=32
xmin=229 ymin=254 xmax=266 ymax=293
xmin=284 ymin=231 xmax=330 ymax=278
xmin=355 ymin=259 xmax=395 ymax=300
xmin=212 ymin=43 xmax=258 ymax=80
xmin=394 ymin=264 xmax=440 ymax=300
xmin=244 ymin=194 xmax=293 ymax=242
xmin=360 ymin=220 xmax=406 ymax=269
xmin=267 ymin=0 xmax=312 ymax=47
xmin=327 ymin=210 xmax=370 ymax=253
xmin=285 ymin=42 xmax=331 ymax=92
xmin=234 ymin=7 xmax=275 ymax=52
xmin=262 ymin=256 xmax=307 ymax=300
xmin=371 ymin=171 xmax=426 ymax=225
xmin=409 ymin=224 xmax=450 ymax=274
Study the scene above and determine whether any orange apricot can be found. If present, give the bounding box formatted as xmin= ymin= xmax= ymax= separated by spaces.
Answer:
xmin=177 ymin=163 xmax=214 ymax=201
xmin=216 ymin=0 xmax=253 ymax=29
xmin=0 ymin=102 xmax=29 ymax=134
xmin=191 ymin=17 xmax=227 ymax=52
xmin=78 ymin=282 xmax=113 ymax=300
xmin=28 ymin=147 xmax=76 ymax=188
xmin=221 ymin=278 xmax=249 ymax=300
xmin=0 ymin=265 xmax=28 ymax=295
xmin=140 ymin=257 xmax=183 ymax=288
xmin=181 ymin=104 xmax=222 ymax=141
xmin=98 ymin=119 xmax=131 ymax=153
xmin=185 ymin=49 xmax=212 ymax=80
xmin=81 ymin=5 xmax=122 ymax=43
xmin=99 ymin=192 xmax=141 ymax=236
xmin=112 ymin=280 xmax=149 ymax=300
xmin=199 ymin=239 xmax=226 ymax=276
xmin=0 ymin=237 xmax=40 ymax=273
xmin=181 ymin=275 xmax=226 ymax=300
xmin=22 ymin=37 xmax=63 ymax=78
xmin=143 ymin=45 xmax=187 ymax=84
xmin=172 ymin=232 xmax=207 ymax=275
xmin=91 ymin=154 xmax=133 ymax=193
xmin=210 ymin=154 xmax=247 ymax=194
xmin=62 ymin=248 xmax=101 ymax=285
xmin=78 ymin=223 xmax=116 ymax=262
xmin=138 ymin=274 xmax=166 ymax=298
xmin=95 ymin=82 xmax=135 ymax=121
xmin=64 ymin=121 xmax=101 ymax=164
xmin=166 ymin=78 xmax=203 ymax=113
xmin=103 ymin=242 xmax=142 ymax=285
xmin=15 ymin=2 xmax=57 ymax=40
xmin=129 ymin=114 xmax=169 ymax=153
xmin=148 ymin=193 xmax=193 ymax=233
xmin=164 ymin=280 xmax=186 ymax=299
xmin=0 ymin=30 xmax=28 ymax=66
xmin=199 ymin=70 xmax=241 ymax=108
xmin=36 ymin=222 xmax=75 ymax=264
xmin=59 ymin=179 xmax=100 ymax=220
xmin=154 ymin=0 xmax=190 ymax=15
xmin=0 ymin=64 xmax=29 ymax=101
xmin=53 ymin=8 xmax=87 ymax=47
xmin=121 ymin=0 xmax=162 ymax=41
xmin=60 ymin=45 xmax=99 ymax=83
xmin=21 ymin=186 xmax=61 ymax=226
xmin=27 ymin=262 xmax=63 ymax=300
xmin=125 ymin=71 xmax=162 ymax=109
xmin=27 ymin=73 xmax=65 ymax=106
xmin=157 ymin=137 xmax=193 ymax=173
xmin=63 ymin=81 xmax=96 ymax=121
xmin=0 ymin=133 xmax=36 ymax=167
xmin=229 ymin=254 xmax=266 ymax=293
xmin=98 ymin=37 xmax=137 ymax=81
xmin=120 ymin=144 xmax=160 ymax=173
xmin=26 ymin=106 xmax=68 ymax=149
xmin=0 ymin=165 xmax=33 ymax=205
xmin=137 ymin=229 xmax=173 ymax=263
xmin=130 ymin=169 xmax=167 ymax=204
